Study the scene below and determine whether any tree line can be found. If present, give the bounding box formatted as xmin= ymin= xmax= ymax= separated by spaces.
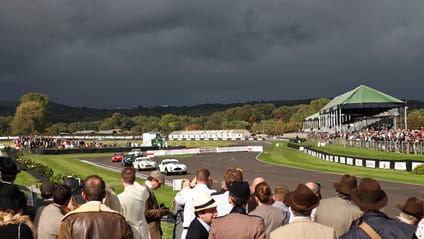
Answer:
xmin=1 ymin=92 xmax=424 ymax=136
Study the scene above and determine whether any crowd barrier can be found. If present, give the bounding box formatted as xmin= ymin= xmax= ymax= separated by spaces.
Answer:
xmin=287 ymin=143 xmax=424 ymax=172
xmin=146 ymin=145 xmax=263 ymax=157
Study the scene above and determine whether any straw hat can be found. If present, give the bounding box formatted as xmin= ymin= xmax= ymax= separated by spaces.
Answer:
xmin=150 ymin=170 xmax=165 ymax=184
xmin=192 ymin=191 xmax=219 ymax=212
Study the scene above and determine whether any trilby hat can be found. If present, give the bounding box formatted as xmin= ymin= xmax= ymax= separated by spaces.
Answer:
xmin=0 ymin=157 xmax=21 ymax=174
xmin=333 ymin=174 xmax=357 ymax=195
xmin=396 ymin=197 xmax=423 ymax=218
xmin=192 ymin=191 xmax=219 ymax=212
xmin=351 ymin=178 xmax=388 ymax=210
xmin=286 ymin=184 xmax=320 ymax=211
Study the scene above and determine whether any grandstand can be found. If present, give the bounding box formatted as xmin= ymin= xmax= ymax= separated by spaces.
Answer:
xmin=303 ymin=85 xmax=406 ymax=133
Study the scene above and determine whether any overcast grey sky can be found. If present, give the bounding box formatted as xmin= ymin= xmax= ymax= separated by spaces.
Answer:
xmin=1 ymin=0 xmax=423 ymax=108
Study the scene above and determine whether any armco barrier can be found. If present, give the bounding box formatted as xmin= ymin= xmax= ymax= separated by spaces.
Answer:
xmin=147 ymin=145 xmax=263 ymax=158
xmin=287 ymin=143 xmax=424 ymax=172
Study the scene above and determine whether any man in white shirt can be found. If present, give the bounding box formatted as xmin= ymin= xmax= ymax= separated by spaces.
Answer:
xmin=174 ymin=168 xmax=216 ymax=239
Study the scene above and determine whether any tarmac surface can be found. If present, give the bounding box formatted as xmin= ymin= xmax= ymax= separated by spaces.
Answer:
xmin=82 ymin=141 xmax=424 ymax=218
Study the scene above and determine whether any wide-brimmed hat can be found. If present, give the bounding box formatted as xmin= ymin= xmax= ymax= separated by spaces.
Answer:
xmin=333 ymin=174 xmax=357 ymax=195
xmin=192 ymin=191 xmax=219 ymax=212
xmin=286 ymin=184 xmax=320 ymax=211
xmin=229 ymin=181 xmax=250 ymax=201
xmin=150 ymin=170 xmax=165 ymax=184
xmin=351 ymin=178 xmax=387 ymax=210
xmin=0 ymin=157 xmax=20 ymax=174
xmin=396 ymin=197 xmax=424 ymax=218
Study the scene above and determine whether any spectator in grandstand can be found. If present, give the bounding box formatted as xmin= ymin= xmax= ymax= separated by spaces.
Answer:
xmin=35 ymin=184 xmax=72 ymax=239
xmin=0 ymin=185 xmax=35 ymax=239
xmin=247 ymin=177 xmax=265 ymax=213
xmin=212 ymin=167 xmax=243 ymax=217
xmin=270 ymin=184 xmax=336 ymax=239
xmin=174 ymin=168 xmax=216 ymax=239
xmin=396 ymin=196 xmax=423 ymax=225
xmin=58 ymin=175 xmax=132 ymax=239
xmin=249 ymin=182 xmax=288 ymax=238
xmin=340 ymin=178 xmax=416 ymax=239
xmin=304 ymin=181 xmax=322 ymax=221
xmin=144 ymin=170 xmax=170 ymax=239
xmin=186 ymin=191 xmax=218 ymax=239
xmin=209 ymin=181 xmax=265 ymax=239
xmin=271 ymin=184 xmax=290 ymax=221
xmin=315 ymin=174 xmax=362 ymax=237
xmin=118 ymin=167 xmax=149 ymax=239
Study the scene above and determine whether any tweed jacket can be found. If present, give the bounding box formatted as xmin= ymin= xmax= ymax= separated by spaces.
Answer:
xmin=270 ymin=217 xmax=336 ymax=239
xmin=315 ymin=196 xmax=362 ymax=237
xmin=209 ymin=211 xmax=266 ymax=239
xmin=34 ymin=203 xmax=64 ymax=239
xmin=58 ymin=201 xmax=132 ymax=239
xmin=118 ymin=181 xmax=150 ymax=239
xmin=186 ymin=217 xmax=209 ymax=239
xmin=249 ymin=204 xmax=288 ymax=239
xmin=144 ymin=182 xmax=162 ymax=239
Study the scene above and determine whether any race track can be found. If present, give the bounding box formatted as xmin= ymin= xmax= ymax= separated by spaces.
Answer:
xmin=82 ymin=143 xmax=424 ymax=218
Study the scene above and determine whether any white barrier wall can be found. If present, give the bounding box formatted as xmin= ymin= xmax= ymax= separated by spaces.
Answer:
xmin=146 ymin=145 xmax=263 ymax=158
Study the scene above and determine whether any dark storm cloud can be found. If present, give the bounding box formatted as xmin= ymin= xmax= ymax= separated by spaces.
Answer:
xmin=1 ymin=0 xmax=423 ymax=108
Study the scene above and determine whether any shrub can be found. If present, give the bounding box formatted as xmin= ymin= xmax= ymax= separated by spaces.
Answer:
xmin=16 ymin=158 xmax=54 ymax=178
xmin=412 ymin=164 xmax=424 ymax=175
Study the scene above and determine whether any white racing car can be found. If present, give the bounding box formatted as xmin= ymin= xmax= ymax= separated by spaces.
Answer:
xmin=132 ymin=157 xmax=157 ymax=171
xmin=158 ymin=159 xmax=187 ymax=175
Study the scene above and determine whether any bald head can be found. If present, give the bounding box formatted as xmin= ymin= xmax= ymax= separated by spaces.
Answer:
xmin=250 ymin=177 xmax=265 ymax=193
xmin=305 ymin=181 xmax=322 ymax=200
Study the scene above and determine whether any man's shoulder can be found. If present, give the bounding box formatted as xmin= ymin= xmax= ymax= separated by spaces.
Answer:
xmin=62 ymin=202 xmax=123 ymax=221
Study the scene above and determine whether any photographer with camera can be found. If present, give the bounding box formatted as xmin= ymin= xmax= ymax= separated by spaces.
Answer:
xmin=144 ymin=170 xmax=170 ymax=239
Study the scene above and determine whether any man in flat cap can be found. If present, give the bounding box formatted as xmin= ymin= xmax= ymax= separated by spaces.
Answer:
xmin=270 ymin=184 xmax=336 ymax=239
xmin=315 ymin=174 xmax=362 ymax=237
xmin=144 ymin=170 xmax=170 ymax=239
xmin=209 ymin=181 xmax=265 ymax=239
xmin=340 ymin=178 xmax=416 ymax=239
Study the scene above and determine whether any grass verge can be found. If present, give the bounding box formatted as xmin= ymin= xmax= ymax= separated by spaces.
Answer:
xmin=259 ymin=143 xmax=424 ymax=185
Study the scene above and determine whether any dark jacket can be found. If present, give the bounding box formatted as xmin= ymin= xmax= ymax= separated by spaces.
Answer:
xmin=58 ymin=202 xmax=132 ymax=239
xmin=186 ymin=218 xmax=209 ymax=239
xmin=0 ymin=211 xmax=35 ymax=239
xmin=340 ymin=211 xmax=416 ymax=239
xmin=144 ymin=183 xmax=162 ymax=239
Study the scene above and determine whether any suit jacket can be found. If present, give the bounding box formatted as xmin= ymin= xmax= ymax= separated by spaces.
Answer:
xmin=315 ymin=196 xmax=362 ymax=237
xmin=270 ymin=217 xmax=336 ymax=239
xmin=34 ymin=203 xmax=64 ymax=239
xmin=186 ymin=218 xmax=209 ymax=239
xmin=144 ymin=183 xmax=162 ymax=239
xmin=118 ymin=182 xmax=150 ymax=239
xmin=209 ymin=212 xmax=265 ymax=239
xmin=249 ymin=204 xmax=288 ymax=239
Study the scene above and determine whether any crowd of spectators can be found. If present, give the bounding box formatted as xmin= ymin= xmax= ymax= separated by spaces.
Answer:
xmin=13 ymin=136 xmax=107 ymax=150
xmin=1 ymin=156 xmax=423 ymax=239
xmin=308 ymin=128 xmax=424 ymax=145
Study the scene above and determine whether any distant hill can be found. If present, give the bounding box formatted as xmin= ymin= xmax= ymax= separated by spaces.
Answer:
xmin=1 ymin=99 xmax=423 ymax=123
